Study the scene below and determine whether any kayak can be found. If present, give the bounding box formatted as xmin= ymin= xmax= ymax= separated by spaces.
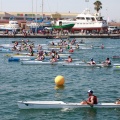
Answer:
xmin=112 ymin=56 xmax=120 ymax=59
xmin=0 ymin=48 xmax=13 ymax=53
xmin=17 ymin=101 xmax=120 ymax=109
xmin=61 ymin=63 xmax=113 ymax=68
xmin=8 ymin=57 xmax=35 ymax=62
xmin=113 ymin=65 xmax=120 ymax=70
xmin=21 ymin=61 xmax=65 ymax=65
xmin=62 ymin=62 xmax=120 ymax=67
xmin=9 ymin=55 xmax=36 ymax=59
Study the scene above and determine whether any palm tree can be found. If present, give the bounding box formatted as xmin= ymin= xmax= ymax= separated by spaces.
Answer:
xmin=94 ymin=0 xmax=102 ymax=13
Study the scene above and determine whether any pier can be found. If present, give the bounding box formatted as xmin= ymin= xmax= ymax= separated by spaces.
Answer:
xmin=0 ymin=33 xmax=120 ymax=39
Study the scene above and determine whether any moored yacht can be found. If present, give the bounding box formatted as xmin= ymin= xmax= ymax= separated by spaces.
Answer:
xmin=54 ymin=8 xmax=108 ymax=32
xmin=0 ymin=20 xmax=21 ymax=32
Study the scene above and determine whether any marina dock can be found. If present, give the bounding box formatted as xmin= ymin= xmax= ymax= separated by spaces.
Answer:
xmin=0 ymin=33 xmax=120 ymax=39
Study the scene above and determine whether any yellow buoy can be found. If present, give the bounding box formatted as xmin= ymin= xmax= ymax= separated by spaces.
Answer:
xmin=54 ymin=75 xmax=65 ymax=86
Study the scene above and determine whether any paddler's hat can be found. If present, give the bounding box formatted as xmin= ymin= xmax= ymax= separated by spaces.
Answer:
xmin=91 ymin=58 xmax=93 ymax=61
xmin=88 ymin=90 xmax=93 ymax=93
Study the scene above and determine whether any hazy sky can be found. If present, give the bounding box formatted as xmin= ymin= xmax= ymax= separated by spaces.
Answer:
xmin=1 ymin=0 xmax=120 ymax=21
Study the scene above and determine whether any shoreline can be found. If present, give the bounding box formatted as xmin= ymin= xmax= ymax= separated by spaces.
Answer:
xmin=0 ymin=33 xmax=120 ymax=39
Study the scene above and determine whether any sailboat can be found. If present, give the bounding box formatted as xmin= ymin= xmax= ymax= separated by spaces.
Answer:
xmin=26 ymin=0 xmax=52 ymax=33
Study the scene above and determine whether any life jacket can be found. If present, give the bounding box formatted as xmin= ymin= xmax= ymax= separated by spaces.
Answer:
xmin=69 ymin=49 xmax=74 ymax=53
xmin=88 ymin=95 xmax=98 ymax=104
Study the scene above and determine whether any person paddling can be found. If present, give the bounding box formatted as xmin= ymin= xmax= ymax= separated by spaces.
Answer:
xmin=80 ymin=90 xmax=98 ymax=106
xmin=116 ymin=99 xmax=120 ymax=104
xmin=65 ymin=56 xmax=73 ymax=63
xmin=88 ymin=58 xmax=96 ymax=65
xmin=103 ymin=58 xmax=111 ymax=66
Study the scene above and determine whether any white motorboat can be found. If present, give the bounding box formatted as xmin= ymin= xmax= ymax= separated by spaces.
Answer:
xmin=17 ymin=101 xmax=120 ymax=109
xmin=0 ymin=20 xmax=21 ymax=32
xmin=54 ymin=8 xmax=108 ymax=32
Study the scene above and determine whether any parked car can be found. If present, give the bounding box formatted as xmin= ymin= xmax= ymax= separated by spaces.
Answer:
xmin=108 ymin=26 xmax=118 ymax=32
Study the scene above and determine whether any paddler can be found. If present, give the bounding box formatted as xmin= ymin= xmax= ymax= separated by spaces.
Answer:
xmin=103 ymin=58 xmax=111 ymax=66
xmin=80 ymin=90 xmax=98 ymax=105
xmin=28 ymin=45 xmax=34 ymax=56
xmin=50 ymin=56 xmax=57 ymax=63
xmin=116 ymin=99 xmax=120 ymax=104
xmin=88 ymin=58 xmax=96 ymax=65
xmin=65 ymin=56 xmax=73 ymax=63
xmin=101 ymin=44 xmax=104 ymax=49
xmin=66 ymin=44 xmax=70 ymax=49
xmin=69 ymin=47 xmax=74 ymax=53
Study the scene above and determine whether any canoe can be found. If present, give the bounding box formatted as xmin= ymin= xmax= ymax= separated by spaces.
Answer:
xmin=17 ymin=101 xmax=120 ymax=109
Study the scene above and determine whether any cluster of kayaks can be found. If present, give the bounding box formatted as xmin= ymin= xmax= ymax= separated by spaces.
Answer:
xmin=0 ymin=40 xmax=119 ymax=70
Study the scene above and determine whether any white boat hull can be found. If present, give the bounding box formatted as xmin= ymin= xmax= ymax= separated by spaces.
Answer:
xmin=21 ymin=61 xmax=64 ymax=65
xmin=61 ymin=63 xmax=112 ymax=68
xmin=17 ymin=101 xmax=120 ymax=109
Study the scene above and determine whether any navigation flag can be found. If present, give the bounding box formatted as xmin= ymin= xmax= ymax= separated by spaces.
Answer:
xmin=85 ymin=0 xmax=89 ymax=2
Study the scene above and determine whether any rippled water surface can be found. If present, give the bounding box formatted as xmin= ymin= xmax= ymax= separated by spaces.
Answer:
xmin=0 ymin=38 xmax=120 ymax=120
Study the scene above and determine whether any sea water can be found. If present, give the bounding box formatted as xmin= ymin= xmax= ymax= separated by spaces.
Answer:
xmin=0 ymin=38 xmax=120 ymax=120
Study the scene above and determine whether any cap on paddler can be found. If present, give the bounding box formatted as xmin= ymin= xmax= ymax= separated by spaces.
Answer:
xmin=91 ymin=58 xmax=93 ymax=61
xmin=88 ymin=90 xmax=93 ymax=93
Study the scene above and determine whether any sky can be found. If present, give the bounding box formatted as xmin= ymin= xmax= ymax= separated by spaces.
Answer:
xmin=1 ymin=0 xmax=120 ymax=22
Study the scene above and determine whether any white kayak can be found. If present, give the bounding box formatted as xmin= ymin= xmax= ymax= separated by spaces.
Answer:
xmin=21 ymin=61 xmax=65 ymax=65
xmin=61 ymin=63 xmax=113 ymax=68
xmin=17 ymin=101 xmax=120 ymax=109
xmin=10 ymin=55 xmax=36 ymax=59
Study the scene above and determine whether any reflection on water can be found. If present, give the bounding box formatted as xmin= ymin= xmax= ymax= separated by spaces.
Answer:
xmin=83 ymin=108 xmax=97 ymax=120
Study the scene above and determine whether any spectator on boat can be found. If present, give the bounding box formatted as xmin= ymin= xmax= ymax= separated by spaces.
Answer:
xmin=103 ymin=58 xmax=111 ymax=66
xmin=65 ymin=56 xmax=73 ymax=63
xmin=80 ymin=90 xmax=98 ymax=105
xmin=88 ymin=58 xmax=96 ymax=65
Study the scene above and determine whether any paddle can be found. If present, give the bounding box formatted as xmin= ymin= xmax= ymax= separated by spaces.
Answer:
xmin=81 ymin=97 xmax=94 ymax=108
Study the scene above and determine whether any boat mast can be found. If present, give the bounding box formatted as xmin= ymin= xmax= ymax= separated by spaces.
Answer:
xmin=42 ymin=0 xmax=43 ymax=18
xmin=35 ymin=0 xmax=37 ymax=34
xmin=85 ymin=0 xmax=89 ymax=9
xmin=0 ymin=0 xmax=2 ymax=12
xmin=32 ymin=0 xmax=33 ymax=20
